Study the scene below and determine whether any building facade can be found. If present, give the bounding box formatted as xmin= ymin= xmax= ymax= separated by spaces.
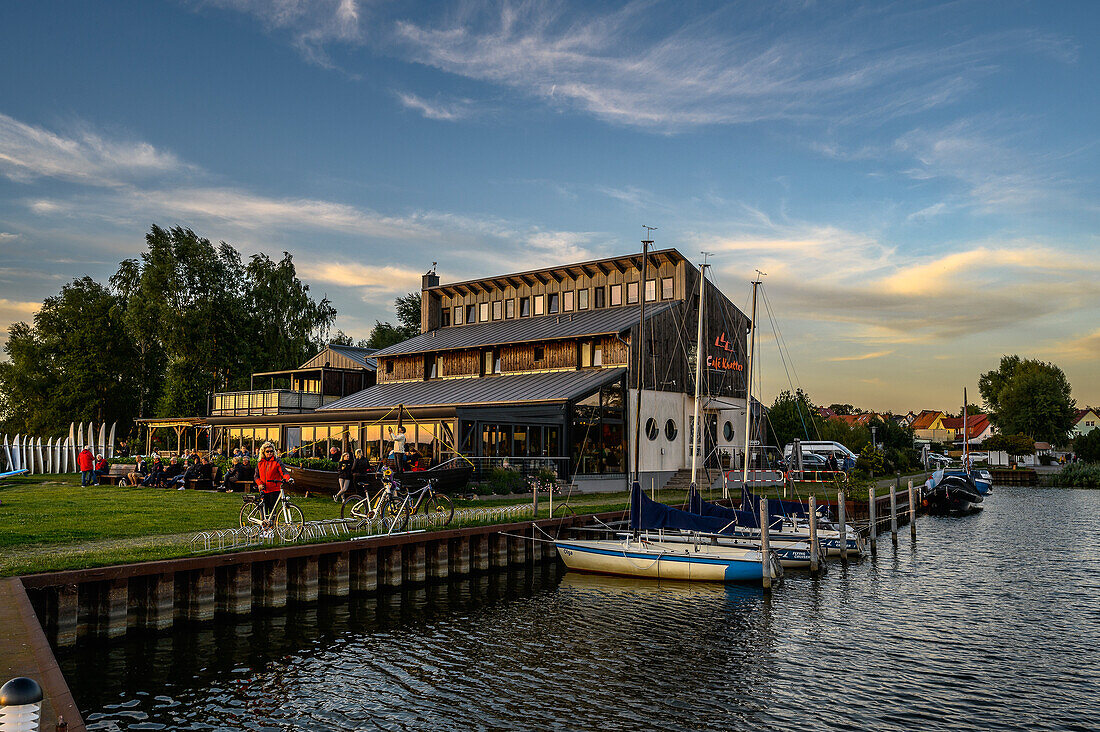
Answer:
xmin=196 ymin=249 xmax=752 ymax=491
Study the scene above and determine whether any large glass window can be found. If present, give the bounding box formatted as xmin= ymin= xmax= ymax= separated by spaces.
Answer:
xmin=570 ymin=379 xmax=626 ymax=475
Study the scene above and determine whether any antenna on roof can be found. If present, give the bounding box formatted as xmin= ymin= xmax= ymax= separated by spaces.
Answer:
xmin=431 ymin=262 xmax=437 ymax=273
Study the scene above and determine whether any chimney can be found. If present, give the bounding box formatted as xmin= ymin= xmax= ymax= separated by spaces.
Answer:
xmin=421 ymin=266 xmax=442 ymax=333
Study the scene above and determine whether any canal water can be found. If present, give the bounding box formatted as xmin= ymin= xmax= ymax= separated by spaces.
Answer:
xmin=59 ymin=486 xmax=1100 ymax=731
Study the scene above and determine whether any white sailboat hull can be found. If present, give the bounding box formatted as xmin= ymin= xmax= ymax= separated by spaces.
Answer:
xmin=556 ymin=537 xmax=774 ymax=583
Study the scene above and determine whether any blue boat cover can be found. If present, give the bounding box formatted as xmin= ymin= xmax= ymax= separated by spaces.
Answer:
xmin=687 ymin=486 xmax=784 ymax=530
xmin=629 ymin=483 xmax=742 ymax=535
xmin=740 ymin=487 xmax=815 ymax=520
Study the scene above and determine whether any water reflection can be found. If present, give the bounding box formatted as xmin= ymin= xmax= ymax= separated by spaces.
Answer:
xmin=63 ymin=487 xmax=1100 ymax=731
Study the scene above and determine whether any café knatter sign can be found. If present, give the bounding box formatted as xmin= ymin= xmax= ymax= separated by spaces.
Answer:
xmin=708 ymin=333 xmax=744 ymax=372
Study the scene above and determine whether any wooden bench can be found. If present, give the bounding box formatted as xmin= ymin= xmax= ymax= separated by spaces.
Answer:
xmin=98 ymin=464 xmax=134 ymax=486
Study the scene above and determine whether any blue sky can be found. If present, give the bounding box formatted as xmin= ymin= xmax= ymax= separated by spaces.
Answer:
xmin=0 ymin=0 xmax=1096 ymax=412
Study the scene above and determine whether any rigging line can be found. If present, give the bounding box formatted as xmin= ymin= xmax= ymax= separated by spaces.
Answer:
xmin=758 ymin=286 xmax=811 ymax=441
xmin=759 ymin=285 xmax=828 ymax=442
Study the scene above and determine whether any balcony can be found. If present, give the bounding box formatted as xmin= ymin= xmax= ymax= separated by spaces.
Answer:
xmin=209 ymin=389 xmax=333 ymax=417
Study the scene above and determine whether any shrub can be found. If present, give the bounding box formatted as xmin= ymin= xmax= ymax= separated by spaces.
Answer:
xmin=1074 ymin=430 xmax=1100 ymax=463
xmin=487 ymin=467 xmax=525 ymax=495
xmin=1052 ymin=463 xmax=1100 ymax=488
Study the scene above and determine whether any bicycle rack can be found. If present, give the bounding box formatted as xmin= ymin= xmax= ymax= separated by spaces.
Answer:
xmin=190 ymin=505 xmax=539 ymax=553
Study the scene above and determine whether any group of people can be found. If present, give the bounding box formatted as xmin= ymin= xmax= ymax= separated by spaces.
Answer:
xmin=76 ymin=447 xmax=111 ymax=486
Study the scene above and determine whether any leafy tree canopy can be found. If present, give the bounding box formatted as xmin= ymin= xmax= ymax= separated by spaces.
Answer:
xmin=979 ymin=355 xmax=1075 ymax=445
xmin=1074 ymin=430 xmax=1100 ymax=463
xmin=364 ymin=292 xmax=421 ymax=349
xmin=983 ymin=433 xmax=1036 ymax=456
xmin=827 ymin=403 xmax=855 ymax=415
xmin=765 ymin=389 xmax=816 ymax=449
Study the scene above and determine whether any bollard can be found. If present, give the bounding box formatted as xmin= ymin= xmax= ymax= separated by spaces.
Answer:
xmin=890 ymin=484 xmax=898 ymax=544
xmin=908 ymin=479 xmax=917 ymax=540
xmin=808 ymin=495 xmax=819 ymax=574
xmin=0 ymin=676 xmax=43 ymax=731
xmin=868 ymin=487 xmax=877 ymax=556
xmin=759 ymin=498 xmax=771 ymax=590
xmin=838 ymin=489 xmax=848 ymax=560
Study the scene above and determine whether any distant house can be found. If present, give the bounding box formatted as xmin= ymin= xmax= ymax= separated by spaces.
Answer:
xmin=816 ymin=407 xmax=836 ymax=420
xmin=1072 ymin=408 xmax=1100 ymax=438
xmin=911 ymin=410 xmax=952 ymax=443
xmin=829 ymin=413 xmax=882 ymax=427
xmin=942 ymin=413 xmax=994 ymax=444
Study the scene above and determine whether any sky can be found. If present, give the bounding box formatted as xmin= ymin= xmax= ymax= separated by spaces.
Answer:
xmin=0 ymin=0 xmax=1097 ymax=413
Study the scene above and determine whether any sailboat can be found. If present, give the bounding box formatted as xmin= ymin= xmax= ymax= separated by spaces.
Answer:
xmin=922 ymin=388 xmax=985 ymax=514
xmin=555 ymin=245 xmax=781 ymax=585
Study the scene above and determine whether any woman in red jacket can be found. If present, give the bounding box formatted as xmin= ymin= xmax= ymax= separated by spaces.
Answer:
xmin=254 ymin=442 xmax=291 ymax=520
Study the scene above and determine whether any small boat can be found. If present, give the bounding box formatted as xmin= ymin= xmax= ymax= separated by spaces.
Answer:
xmin=286 ymin=462 xmax=473 ymax=496
xmin=921 ymin=470 xmax=983 ymax=514
xmin=555 ymin=483 xmax=782 ymax=584
xmin=739 ymin=489 xmax=865 ymax=557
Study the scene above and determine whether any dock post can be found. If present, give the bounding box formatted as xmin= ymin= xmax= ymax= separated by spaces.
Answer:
xmin=217 ymin=564 xmax=253 ymax=614
xmin=808 ymin=496 xmax=820 ymax=574
xmin=451 ymin=538 xmax=471 ymax=575
xmin=106 ymin=579 xmax=128 ymax=638
xmin=404 ymin=544 xmax=427 ymax=584
xmin=149 ymin=573 xmax=175 ymax=629
xmin=472 ymin=535 xmax=490 ymax=572
xmin=890 ymin=484 xmax=898 ymax=545
xmin=759 ymin=498 xmax=771 ymax=590
xmin=868 ymin=487 xmax=877 ymax=556
xmin=288 ymin=557 xmax=319 ymax=602
xmin=319 ymin=552 xmax=350 ymax=597
xmin=350 ymin=549 xmax=377 ymax=592
xmin=908 ymin=479 xmax=917 ymax=541
xmin=838 ymin=489 xmax=848 ymax=560
xmin=380 ymin=547 xmax=403 ymax=588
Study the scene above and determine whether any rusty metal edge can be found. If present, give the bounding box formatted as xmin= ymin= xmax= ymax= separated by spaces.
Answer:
xmin=5 ymin=577 xmax=87 ymax=731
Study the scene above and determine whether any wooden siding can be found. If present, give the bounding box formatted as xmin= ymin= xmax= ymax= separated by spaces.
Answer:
xmin=300 ymin=347 xmax=370 ymax=371
xmin=378 ymin=355 xmax=422 ymax=383
xmin=601 ymin=335 xmax=629 ymax=366
xmin=497 ymin=340 xmax=577 ymax=373
xmin=441 ymin=350 xmax=480 ymax=378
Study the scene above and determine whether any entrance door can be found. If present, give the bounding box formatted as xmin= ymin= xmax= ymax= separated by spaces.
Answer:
xmin=704 ymin=414 xmax=719 ymax=470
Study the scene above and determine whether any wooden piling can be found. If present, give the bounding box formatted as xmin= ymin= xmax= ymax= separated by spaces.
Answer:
xmin=149 ymin=573 xmax=175 ymax=629
xmin=216 ymin=564 xmax=253 ymax=614
xmin=890 ymin=484 xmax=898 ymax=544
xmin=380 ymin=547 xmax=403 ymax=587
xmin=759 ymin=498 xmax=771 ymax=590
xmin=403 ymin=544 xmax=427 ymax=584
xmin=319 ymin=552 xmax=350 ymax=597
xmin=908 ymin=479 xmax=917 ymax=540
xmin=426 ymin=541 xmax=449 ymax=579
xmin=808 ymin=495 xmax=819 ymax=574
xmin=55 ymin=585 xmax=78 ymax=647
xmin=838 ymin=489 xmax=848 ymax=560
xmin=288 ymin=557 xmax=320 ymax=602
xmin=472 ymin=535 xmax=490 ymax=572
xmin=868 ymin=486 xmax=877 ymax=556
xmin=105 ymin=579 xmax=128 ymax=638
xmin=255 ymin=559 xmax=288 ymax=608
xmin=450 ymin=537 xmax=471 ymax=575
xmin=350 ymin=549 xmax=377 ymax=592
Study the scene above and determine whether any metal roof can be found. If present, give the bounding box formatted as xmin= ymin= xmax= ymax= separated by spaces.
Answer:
xmin=319 ymin=368 xmax=627 ymax=411
xmin=370 ymin=302 xmax=677 ymax=358
xmin=325 ymin=344 xmax=378 ymax=370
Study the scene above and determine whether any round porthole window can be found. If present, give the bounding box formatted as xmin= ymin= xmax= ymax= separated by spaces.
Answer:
xmin=723 ymin=421 xmax=734 ymax=441
xmin=665 ymin=419 xmax=678 ymax=441
xmin=645 ymin=418 xmax=659 ymax=441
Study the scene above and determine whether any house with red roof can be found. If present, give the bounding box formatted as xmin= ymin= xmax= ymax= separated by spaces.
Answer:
xmin=910 ymin=410 xmax=952 ymax=442
xmin=942 ymin=413 xmax=994 ymax=444
xmin=1072 ymin=408 xmax=1099 ymax=438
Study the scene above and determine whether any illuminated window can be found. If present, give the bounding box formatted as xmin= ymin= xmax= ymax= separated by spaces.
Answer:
xmin=492 ymin=300 xmax=502 ymax=320
xmin=645 ymin=279 xmax=656 ymax=302
xmin=505 ymin=299 xmax=515 ymax=318
xmin=563 ymin=291 xmax=574 ymax=311
xmin=610 ymin=284 xmax=622 ymax=306
xmin=534 ymin=295 xmax=545 ymax=316
xmin=627 ymin=282 xmax=639 ymax=304
xmin=479 ymin=302 xmax=489 ymax=322
xmin=577 ymin=289 xmax=589 ymax=310
xmin=453 ymin=306 xmax=462 ymax=325
xmin=661 ymin=277 xmax=674 ymax=300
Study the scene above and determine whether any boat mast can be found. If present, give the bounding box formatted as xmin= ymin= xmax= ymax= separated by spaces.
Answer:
xmin=963 ymin=387 xmax=969 ymax=471
xmin=633 ymin=228 xmax=654 ymax=487
xmin=689 ymin=255 xmax=710 ymax=488
xmin=741 ymin=276 xmax=761 ymax=486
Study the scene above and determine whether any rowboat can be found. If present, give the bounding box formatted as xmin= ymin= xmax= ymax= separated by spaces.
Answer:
xmin=285 ymin=463 xmax=473 ymax=496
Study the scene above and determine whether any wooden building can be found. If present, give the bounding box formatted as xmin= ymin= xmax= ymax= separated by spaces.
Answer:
xmin=197 ymin=249 xmax=752 ymax=491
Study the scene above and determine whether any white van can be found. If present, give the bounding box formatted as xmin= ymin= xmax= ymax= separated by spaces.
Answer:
xmin=783 ymin=441 xmax=858 ymax=470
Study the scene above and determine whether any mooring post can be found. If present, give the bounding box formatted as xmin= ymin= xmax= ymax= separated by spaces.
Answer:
xmin=868 ymin=486 xmax=877 ymax=556
xmin=838 ymin=489 xmax=848 ymax=560
xmin=908 ymin=479 xmax=917 ymax=541
xmin=350 ymin=549 xmax=377 ymax=592
xmin=105 ymin=579 xmax=128 ymax=638
xmin=890 ymin=484 xmax=898 ymax=544
xmin=808 ymin=495 xmax=820 ymax=574
xmin=759 ymin=498 xmax=771 ymax=590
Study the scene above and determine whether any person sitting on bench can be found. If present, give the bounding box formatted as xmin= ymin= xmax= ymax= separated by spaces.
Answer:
xmin=142 ymin=456 xmax=164 ymax=487
xmin=127 ymin=456 xmax=149 ymax=486
xmin=162 ymin=457 xmax=184 ymax=488
xmin=94 ymin=454 xmax=111 ymax=484
xmin=176 ymin=457 xmax=202 ymax=490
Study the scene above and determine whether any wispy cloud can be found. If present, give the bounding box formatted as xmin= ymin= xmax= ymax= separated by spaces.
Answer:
xmin=0 ymin=113 xmax=186 ymax=185
xmin=297 ymin=261 xmax=423 ymax=293
xmin=390 ymin=3 xmax=1070 ymax=131
xmin=828 ymin=350 xmax=894 ymax=362
xmin=201 ymin=0 xmax=364 ymax=68
xmin=396 ymin=92 xmax=476 ymax=121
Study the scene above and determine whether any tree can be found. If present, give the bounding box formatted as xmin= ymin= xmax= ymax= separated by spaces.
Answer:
xmin=1074 ymin=430 xmax=1100 ymax=463
xmin=331 ymin=330 xmax=370 ymax=348
xmin=365 ymin=292 xmax=421 ymax=349
xmin=951 ymin=403 xmax=985 ymax=418
xmin=978 ymin=355 xmax=1075 ymax=445
xmin=984 ymin=433 xmax=1036 ymax=457
xmin=817 ymin=419 xmax=871 ymax=453
xmin=0 ymin=277 xmax=139 ymax=435
xmin=765 ymin=389 xmax=816 ymax=449
xmin=828 ymin=403 xmax=854 ymax=415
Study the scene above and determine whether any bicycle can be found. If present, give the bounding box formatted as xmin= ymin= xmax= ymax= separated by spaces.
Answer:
xmin=395 ymin=478 xmax=454 ymax=527
xmin=339 ymin=472 xmax=409 ymax=531
xmin=239 ymin=483 xmax=304 ymax=541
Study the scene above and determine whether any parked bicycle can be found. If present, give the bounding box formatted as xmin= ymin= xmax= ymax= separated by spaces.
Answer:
xmin=239 ymin=484 xmax=304 ymax=541
xmin=381 ymin=478 xmax=454 ymax=532
xmin=340 ymin=473 xmax=404 ymax=529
